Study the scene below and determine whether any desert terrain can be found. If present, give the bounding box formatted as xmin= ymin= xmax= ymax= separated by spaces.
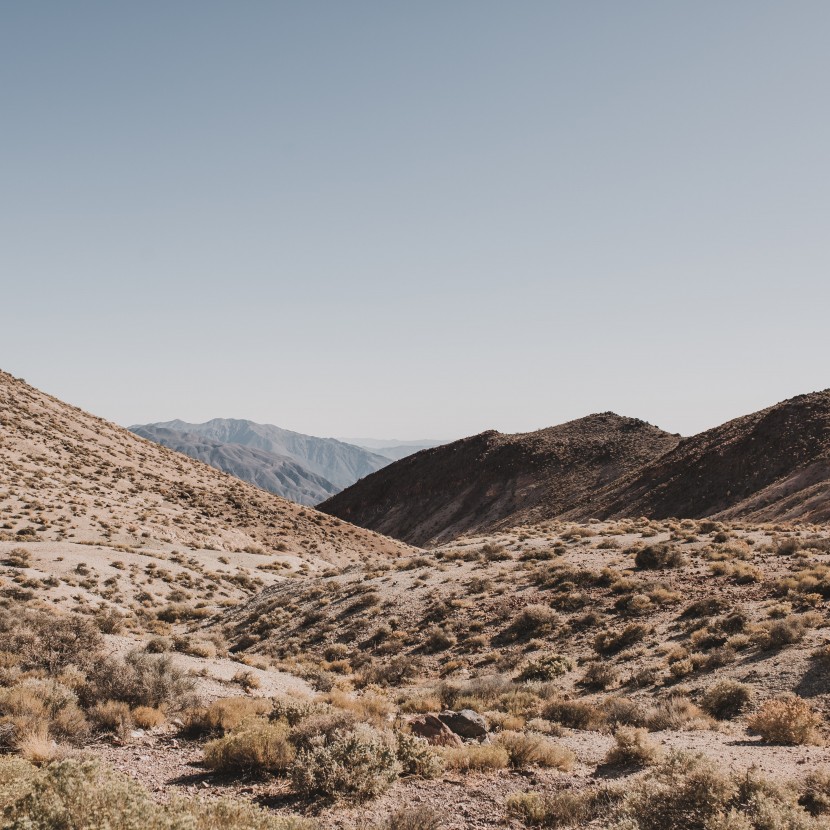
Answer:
xmin=3 ymin=371 xmax=830 ymax=829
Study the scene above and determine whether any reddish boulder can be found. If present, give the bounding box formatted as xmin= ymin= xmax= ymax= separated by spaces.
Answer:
xmin=408 ymin=713 xmax=464 ymax=747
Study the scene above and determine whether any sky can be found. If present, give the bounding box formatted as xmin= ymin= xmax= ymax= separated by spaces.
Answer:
xmin=2 ymin=1 xmax=829 ymax=441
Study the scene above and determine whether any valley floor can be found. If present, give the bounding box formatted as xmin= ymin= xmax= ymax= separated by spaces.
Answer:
xmin=3 ymin=518 xmax=830 ymax=829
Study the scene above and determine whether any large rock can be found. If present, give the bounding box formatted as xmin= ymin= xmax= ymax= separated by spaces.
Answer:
xmin=408 ymin=713 xmax=463 ymax=747
xmin=438 ymin=709 xmax=488 ymax=739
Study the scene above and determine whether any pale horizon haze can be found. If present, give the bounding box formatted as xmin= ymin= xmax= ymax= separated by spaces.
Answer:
xmin=2 ymin=2 xmax=829 ymax=440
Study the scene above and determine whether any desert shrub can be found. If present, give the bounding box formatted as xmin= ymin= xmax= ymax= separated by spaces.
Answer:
xmin=635 ymin=544 xmax=686 ymax=570
xmin=681 ymin=597 xmax=729 ymax=620
xmin=752 ymin=617 xmax=808 ymax=651
xmin=747 ymin=694 xmax=822 ymax=745
xmin=270 ymin=695 xmax=324 ymax=727
xmin=291 ymin=724 xmax=400 ymax=801
xmin=325 ymin=690 xmax=394 ymax=727
xmin=184 ymin=697 xmax=272 ymax=737
xmin=18 ymin=733 xmax=64 ymax=765
xmin=382 ymin=807 xmax=443 ymax=830
xmin=777 ymin=538 xmax=802 ymax=556
xmin=496 ymin=688 xmax=544 ymax=718
xmin=582 ymin=662 xmax=618 ymax=691
xmin=359 ymin=654 xmax=421 ymax=687
xmin=605 ymin=726 xmax=662 ymax=767
xmin=481 ymin=542 xmax=510 ymax=561
xmin=496 ymin=731 xmax=575 ymax=770
xmin=0 ymin=680 xmax=88 ymax=748
xmin=146 ymin=636 xmax=172 ymax=653
xmin=504 ymin=604 xmax=559 ymax=640
xmin=799 ymin=768 xmax=830 ymax=816
xmin=395 ymin=731 xmax=444 ymax=778
xmin=88 ymin=700 xmax=133 ymax=737
xmin=173 ymin=637 xmax=216 ymax=659
xmin=614 ymin=751 xmax=736 ymax=830
xmin=645 ymin=696 xmax=712 ymax=731
xmin=5 ymin=547 xmax=31 ymax=567
xmin=542 ymin=698 xmax=607 ymax=731
xmin=602 ymin=696 xmax=649 ymax=728
xmin=174 ymin=798 xmax=315 ymax=829
xmin=132 ymin=705 xmax=166 ymax=729
xmin=440 ymin=743 xmax=509 ymax=772
xmin=0 ymin=755 xmax=38 ymax=810
xmin=729 ymin=783 xmax=822 ymax=830
xmin=288 ymin=710 xmax=358 ymax=751
xmin=423 ymin=625 xmax=456 ymax=652
xmin=233 ymin=669 xmax=262 ymax=691
xmin=93 ymin=607 xmax=127 ymax=635
xmin=710 ymin=561 xmax=762 ymax=584
xmin=506 ymin=787 xmax=615 ymax=828
xmin=517 ymin=653 xmax=573 ymax=682
xmin=0 ymin=756 xmax=314 ymax=830
xmin=204 ymin=720 xmax=295 ymax=773
xmin=701 ymin=680 xmax=753 ymax=720
xmin=2 ymin=611 xmax=103 ymax=673
xmin=438 ymin=675 xmax=515 ymax=710
xmin=812 ymin=644 xmax=830 ymax=670
xmin=594 ymin=623 xmax=648 ymax=656
xmin=85 ymin=650 xmax=197 ymax=711
xmin=717 ymin=611 xmax=748 ymax=635
xmin=1 ymin=758 xmax=182 ymax=830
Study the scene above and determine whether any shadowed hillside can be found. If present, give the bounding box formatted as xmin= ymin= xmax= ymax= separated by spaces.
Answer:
xmin=319 ymin=414 xmax=679 ymax=545
xmin=583 ymin=390 xmax=830 ymax=524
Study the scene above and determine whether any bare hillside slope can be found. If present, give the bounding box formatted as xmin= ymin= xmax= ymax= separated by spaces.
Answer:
xmin=0 ymin=370 xmax=410 ymax=568
xmin=583 ymin=390 xmax=830 ymax=523
xmin=319 ymin=413 xmax=679 ymax=545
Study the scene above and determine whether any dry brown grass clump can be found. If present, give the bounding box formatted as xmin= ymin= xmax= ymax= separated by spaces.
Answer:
xmin=604 ymin=726 xmax=662 ymax=767
xmin=516 ymin=654 xmax=573 ymax=682
xmin=5 ymin=547 xmax=32 ymax=568
xmin=383 ymin=806 xmax=443 ymax=830
xmin=644 ymin=696 xmax=713 ymax=732
xmin=0 ymin=680 xmax=89 ymax=750
xmin=204 ymin=720 xmax=295 ymax=773
xmin=131 ymin=705 xmax=165 ymax=729
xmin=581 ymin=662 xmax=617 ymax=691
xmin=634 ymin=543 xmax=686 ymax=570
xmin=495 ymin=731 xmax=575 ymax=770
xmin=88 ymin=700 xmax=133 ymax=737
xmin=700 ymin=680 xmax=753 ymax=720
xmin=441 ymin=743 xmax=510 ymax=772
xmin=747 ymin=694 xmax=823 ymax=745
xmin=507 ymin=786 xmax=617 ymax=828
xmin=542 ymin=697 xmax=606 ymax=731
xmin=799 ymin=768 xmax=830 ymax=816
xmin=184 ymin=697 xmax=272 ymax=736
xmin=594 ymin=623 xmax=648 ymax=656
xmin=505 ymin=604 xmax=559 ymax=640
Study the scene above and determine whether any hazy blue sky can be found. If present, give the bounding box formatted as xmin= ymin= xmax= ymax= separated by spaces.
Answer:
xmin=2 ymin=2 xmax=828 ymax=440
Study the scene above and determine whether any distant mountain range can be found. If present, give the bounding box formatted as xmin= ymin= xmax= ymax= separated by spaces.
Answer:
xmin=340 ymin=438 xmax=449 ymax=461
xmin=320 ymin=391 xmax=830 ymax=545
xmin=129 ymin=419 xmax=444 ymax=505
